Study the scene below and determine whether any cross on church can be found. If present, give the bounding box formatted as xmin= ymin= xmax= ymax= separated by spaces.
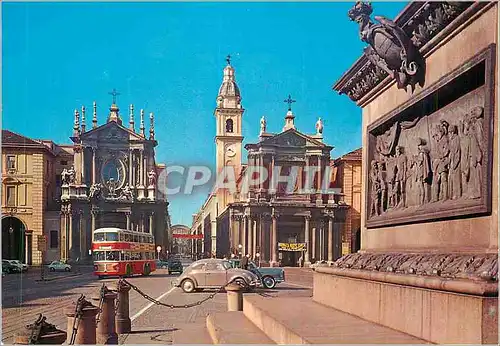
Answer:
xmin=226 ymin=54 xmax=231 ymax=65
xmin=284 ymin=94 xmax=296 ymax=111
xmin=108 ymin=88 xmax=121 ymax=105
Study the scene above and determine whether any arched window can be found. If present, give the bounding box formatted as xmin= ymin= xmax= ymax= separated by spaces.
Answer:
xmin=226 ymin=119 xmax=233 ymax=133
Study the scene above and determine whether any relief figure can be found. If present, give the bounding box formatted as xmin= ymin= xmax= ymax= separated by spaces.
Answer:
xmin=377 ymin=160 xmax=388 ymax=212
xmin=448 ymin=125 xmax=462 ymax=199
xmin=369 ymin=160 xmax=382 ymax=217
xmin=393 ymin=146 xmax=407 ymax=208
xmin=416 ymin=138 xmax=432 ymax=205
xmin=460 ymin=107 xmax=483 ymax=199
xmin=431 ymin=120 xmax=450 ymax=202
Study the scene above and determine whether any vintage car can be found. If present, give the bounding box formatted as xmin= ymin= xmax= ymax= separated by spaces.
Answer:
xmin=229 ymin=259 xmax=285 ymax=289
xmin=2 ymin=260 xmax=21 ymax=274
xmin=157 ymin=258 xmax=183 ymax=274
xmin=48 ymin=260 xmax=72 ymax=272
xmin=172 ymin=258 xmax=260 ymax=293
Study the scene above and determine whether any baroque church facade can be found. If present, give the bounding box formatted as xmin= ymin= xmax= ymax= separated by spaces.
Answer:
xmin=191 ymin=59 xmax=359 ymax=267
xmin=59 ymin=98 xmax=171 ymax=262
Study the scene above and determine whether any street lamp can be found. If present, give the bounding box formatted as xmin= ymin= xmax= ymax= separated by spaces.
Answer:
xmin=238 ymin=244 xmax=242 ymax=258
xmin=255 ymin=252 xmax=261 ymax=267
xmin=156 ymin=246 xmax=162 ymax=260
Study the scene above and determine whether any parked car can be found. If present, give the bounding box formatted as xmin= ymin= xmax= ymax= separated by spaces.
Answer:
xmin=229 ymin=259 xmax=285 ymax=289
xmin=173 ymin=259 xmax=260 ymax=293
xmin=156 ymin=260 xmax=170 ymax=269
xmin=2 ymin=260 xmax=20 ymax=274
xmin=9 ymin=260 xmax=28 ymax=272
xmin=167 ymin=259 xmax=183 ymax=275
xmin=48 ymin=261 xmax=72 ymax=272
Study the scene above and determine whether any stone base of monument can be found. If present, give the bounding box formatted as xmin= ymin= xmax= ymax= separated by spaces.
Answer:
xmin=313 ymin=256 xmax=498 ymax=344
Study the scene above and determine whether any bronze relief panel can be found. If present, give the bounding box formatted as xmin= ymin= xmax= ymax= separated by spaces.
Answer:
xmin=365 ymin=45 xmax=495 ymax=228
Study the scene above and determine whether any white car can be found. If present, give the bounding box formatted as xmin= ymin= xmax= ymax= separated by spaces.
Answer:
xmin=48 ymin=261 xmax=71 ymax=272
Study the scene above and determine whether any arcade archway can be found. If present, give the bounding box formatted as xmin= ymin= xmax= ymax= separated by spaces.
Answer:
xmin=2 ymin=217 xmax=26 ymax=262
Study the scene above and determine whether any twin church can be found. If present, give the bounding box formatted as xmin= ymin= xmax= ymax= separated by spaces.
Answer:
xmin=190 ymin=59 xmax=361 ymax=267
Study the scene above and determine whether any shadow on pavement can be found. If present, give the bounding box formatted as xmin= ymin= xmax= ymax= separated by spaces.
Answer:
xmin=127 ymin=328 xmax=178 ymax=335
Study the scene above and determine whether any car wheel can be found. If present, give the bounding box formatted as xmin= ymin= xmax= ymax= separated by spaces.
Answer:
xmin=49 ymin=267 xmax=55 ymax=272
xmin=262 ymin=276 xmax=276 ymax=289
xmin=65 ymin=267 xmax=70 ymax=272
xmin=181 ymin=279 xmax=195 ymax=293
xmin=162 ymin=265 xmax=167 ymax=269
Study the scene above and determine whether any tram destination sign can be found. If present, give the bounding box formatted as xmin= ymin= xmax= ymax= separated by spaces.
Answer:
xmin=278 ymin=242 xmax=306 ymax=252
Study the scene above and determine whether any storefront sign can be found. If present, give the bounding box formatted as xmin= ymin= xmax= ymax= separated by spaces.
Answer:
xmin=278 ymin=242 xmax=306 ymax=252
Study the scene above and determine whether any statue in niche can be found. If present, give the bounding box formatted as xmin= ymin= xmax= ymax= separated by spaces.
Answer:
xmin=107 ymin=178 xmax=118 ymax=198
xmin=347 ymin=1 xmax=425 ymax=92
xmin=448 ymin=125 xmax=462 ymax=200
xmin=89 ymin=183 xmax=103 ymax=200
xmin=461 ymin=106 xmax=484 ymax=199
xmin=61 ymin=168 xmax=70 ymax=185
xmin=415 ymin=138 xmax=432 ymax=206
xmin=148 ymin=169 xmax=157 ymax=187
xmin=66 ymin=166 xmax=76 ymax=184
xmin=393 ymin=146 xmax=407 ymax=208
xmin=431 ymin=120 xmax=450 ymax=202
xmin=369 ymin=160 xmax=382 ymax=217
xmin=121 ymin=184 xmax=133 ymax=200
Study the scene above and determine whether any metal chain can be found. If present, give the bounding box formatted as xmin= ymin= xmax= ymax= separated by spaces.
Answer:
xmin=69 ymin=294 xmax=87 ymax=345
xmin=95 ymin=284 xmax=107 ymax=324
xmin=121 ymin=278 xmax=248 ymax=309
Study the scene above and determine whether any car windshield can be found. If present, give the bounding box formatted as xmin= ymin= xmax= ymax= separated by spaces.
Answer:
xmin=221 ymin=261 xmax=232 ymax=270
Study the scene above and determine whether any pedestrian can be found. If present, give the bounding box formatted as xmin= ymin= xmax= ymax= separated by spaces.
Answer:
xmin=241 ymin=254 xmax=249 ymax=270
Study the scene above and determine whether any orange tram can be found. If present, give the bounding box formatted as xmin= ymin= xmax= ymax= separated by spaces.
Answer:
xmin=92 ymin=227 xmax=157 ymax=278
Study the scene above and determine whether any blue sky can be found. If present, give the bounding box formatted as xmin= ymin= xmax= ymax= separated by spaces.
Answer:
xmin=3 ymin=1 xmax=407 ymax=226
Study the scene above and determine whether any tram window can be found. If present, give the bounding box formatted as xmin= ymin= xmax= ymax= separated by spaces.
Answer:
xmin=133 ymin=234 xmax=139 ymax=242
xmin=124 ymin=233 xmax=131 ymax=242
xmin=106 ymin=251 xmax=120 ymax=261
xmin=122 ymin=252 xmax=130 ymax=260
xmin=139 ymin=235 xmax=145 ymax=243
xmin=119 ymin=233 xmax=125 ymax=241
xmin=93 ymin=251 xmax=105 ymax=261
xmin=144 ymin=252 xmax=150 ymax=260
xmin=106 ymin=233 xmax=119 ymax=241
xmin=94 ymin=233 xmax=105 ymax=242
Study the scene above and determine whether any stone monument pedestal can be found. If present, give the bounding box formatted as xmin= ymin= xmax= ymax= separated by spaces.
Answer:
xmin=147 ymin=186 xmax=155 ymax=201
xmin=137 ymin=185 xmax=145 ymax=200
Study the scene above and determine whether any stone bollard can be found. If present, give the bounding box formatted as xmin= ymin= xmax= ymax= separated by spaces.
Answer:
xmin=92 ymin=286 xmax=118 ymax=344
xmin=115 ymin=280 xmax=131 ymax=334
xmin=14 ymin=314 xmax=67 ymax=344
xmin=64 ymin=295 xmax=99 ymax=345
xmin=226 ymin=283 xmax=243 ymax=311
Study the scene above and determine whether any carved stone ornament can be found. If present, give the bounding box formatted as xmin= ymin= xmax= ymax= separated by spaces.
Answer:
xmin=365 ymin=45 xmax=494 ymax=228
xmin=335 ymin=2 xmax=474 ymax=102
xmin=348 ymin=1 xmax=425 ymax=93
xmin=333 ymin=252 xmax=498 ymax=282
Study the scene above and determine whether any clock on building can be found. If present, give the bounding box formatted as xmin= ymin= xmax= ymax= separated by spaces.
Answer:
xmin=101 ymin=159 xmax=126 ymax=189
xmin=226 ymin=144 xmax=236 ymax=157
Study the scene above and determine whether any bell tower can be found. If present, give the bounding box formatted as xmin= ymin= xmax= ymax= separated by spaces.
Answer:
xmin=214 ymin=55 xmax=244 ymax=176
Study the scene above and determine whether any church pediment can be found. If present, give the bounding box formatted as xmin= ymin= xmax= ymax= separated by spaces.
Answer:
xmin=81 ymin=122 xmax=144 ymax=143
xmin=259 ymin=129 xmax=325 ymax=148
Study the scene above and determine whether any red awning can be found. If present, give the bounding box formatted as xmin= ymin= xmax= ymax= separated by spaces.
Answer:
xmin=172 ymin=233 xmax=203 ymax=239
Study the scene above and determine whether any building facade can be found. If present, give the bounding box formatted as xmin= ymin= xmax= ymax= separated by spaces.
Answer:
xmin=59 ymin=100 xmax=171 ymax=262
xmin=190 ymin=60 xmax=363 ymax=266
xmin=2 ymin=99 xmax=171 ymax=264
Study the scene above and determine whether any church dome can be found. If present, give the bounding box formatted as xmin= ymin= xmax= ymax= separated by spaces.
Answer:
xmin=218 ymin=65 xmax=241 ymax=99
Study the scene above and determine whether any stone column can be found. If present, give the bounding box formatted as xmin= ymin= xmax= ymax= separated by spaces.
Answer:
xmin=149 ymin=213 xmax=154 ymax=234
xmin=60 ymin=210 xmax=67 ymax=261
xmin=140 ymin=150 xmax=144 ymax=186
xmin=81 ymin=148 xmax=85 ymax=185
xmin=328 ymin=217 xmax=333 ymax=263
xmin=252 ymin=218 xmax=257 ymax=258
xmin=241 ymin=215 xmax=247 ymax=256
xmin=92 ymin=148 xmax=97 ymax=185
xmin=68 ymin=209 xmax=73 ymax=260
xmin=126 ymin=212 xmax=131 ymax=231
xmin=129 ymin=149 xmax=133 ymax=186
xmin=140 ymin=213 xmax=145 ymax=232
xmin=270 ymin=212 xmax=278 ymax=266
xmin=317 ymin=156 xmax=322 ymax=203
xmin=333 ymin=221 xmax=342 ymax=261
xmin=311 ymin=227 xmax=316 ymax=262
xmin=79 ymin=211 xmax=85 ymax=261
xmin=270 ymin=155 xmax=276 ymax=197
xmin=247 ymin=216 xmax=253 ymax=258
xmin=91 ymin=210 xmax=96 ymax=235
xmin=304 ymin=216 xmax=311 ymax=266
